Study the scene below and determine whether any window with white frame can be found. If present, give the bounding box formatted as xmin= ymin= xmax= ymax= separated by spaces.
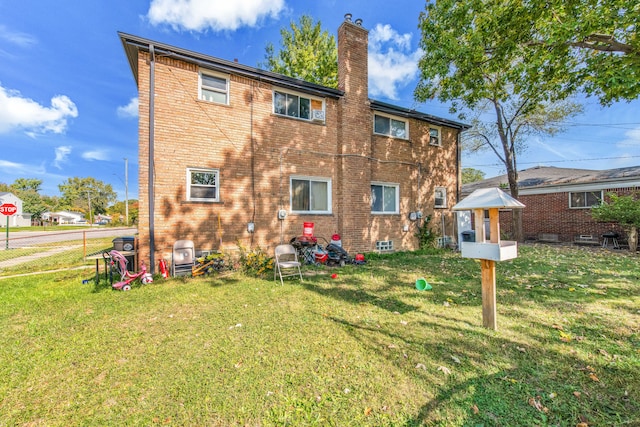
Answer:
xmin=187 ymin=168 xmax=220 ymax=202
xmin=273 ymin=90 xmax=324 ymax=122
xmin=199 ymin=70 xmax=229 ymax=104
xmin=434 ymin=187 xmax=447 ymax=208
xmin=569 ymin=191 xmax=602 ymax=208
xmin=374 ymin=114 xmax=408 ymax=139
xmin=371 ymin=183 xmax=399 ymax=214
xmin=291 ymin=176 xmax=331 ymax=213
xmin=429 ymin=127 xmax=441 ymax=146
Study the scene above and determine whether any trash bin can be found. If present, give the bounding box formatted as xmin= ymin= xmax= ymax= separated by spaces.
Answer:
xmin=461 ymin=230 xmax=476 ymax=242
xmin=113 ymin=236 xmax=135 ymax=251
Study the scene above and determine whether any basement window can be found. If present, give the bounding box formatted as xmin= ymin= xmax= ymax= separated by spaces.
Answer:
xmin=187 ymin=168 xmax=220 ymax=202
xmin=375 ymin=240 xmax=394 ymax=252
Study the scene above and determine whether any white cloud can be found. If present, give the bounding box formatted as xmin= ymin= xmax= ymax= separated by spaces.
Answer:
xmin=147 ymin=0 xmax=285 ymax=32
xmin=0 ymin=83 xmax=78 ymax=135
xmin=117 ymin=97 xmax=139 ymax=118
xmin=617 ymin=126 xmax=640 ymax=148
xmin=82 ymin=150 xmax=109 ymax=161
xmin=0 ymin=25 xmax=37 ymax=47
xmin=0 ymin=159 xmax=46 ymax=175
xmin=53 ymin=146 xmax=72 ymax=169
xmin=368 ymin=24 xmax=423 ymax=100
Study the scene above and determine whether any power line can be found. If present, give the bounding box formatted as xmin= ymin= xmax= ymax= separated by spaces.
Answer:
xmin=466 ymin=154 xmax=640 ymax=168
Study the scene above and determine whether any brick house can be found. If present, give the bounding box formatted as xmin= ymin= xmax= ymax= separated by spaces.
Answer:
xmin=120 ymin=15 xmax=469 ymax=269
xmin=462 ymin=165 xmax=640 ymax=245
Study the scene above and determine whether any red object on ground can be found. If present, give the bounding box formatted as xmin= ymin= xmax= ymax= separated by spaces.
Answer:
xmin=331 ymin=273 xmax=338 ymax=279
xmin=159 ymin=259 xmax=169 ymax=278
xmin=355 ymin=254 xmax=365 ymax=262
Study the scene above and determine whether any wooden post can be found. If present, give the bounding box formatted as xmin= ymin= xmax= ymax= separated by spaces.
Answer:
xmin=489 ymin=208 xmax=499 ymax=244
xmin=481 ymin=259 xmax=497 ymax=330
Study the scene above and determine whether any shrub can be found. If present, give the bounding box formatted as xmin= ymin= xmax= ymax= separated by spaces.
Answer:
xmin=236 ymin=244 xmax=274 ymax=278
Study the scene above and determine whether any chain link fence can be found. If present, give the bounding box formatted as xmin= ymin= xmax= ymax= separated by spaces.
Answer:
xmin=0 ymin=227 xmax=137 ymax=278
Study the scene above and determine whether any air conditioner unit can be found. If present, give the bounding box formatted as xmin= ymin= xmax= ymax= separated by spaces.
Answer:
xmin=311 ymin=109 xmax=325 ymax=122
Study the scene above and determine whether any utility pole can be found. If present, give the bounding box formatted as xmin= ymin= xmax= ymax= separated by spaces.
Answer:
xmin=87 ymin=191 xmax=93 ymax=225
xmin=124 ymin=157 xmax=129 ymax=226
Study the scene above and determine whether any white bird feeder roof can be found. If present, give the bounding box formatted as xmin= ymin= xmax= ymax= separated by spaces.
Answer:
xmin=452 ymin=187 xmax=525 ymax=210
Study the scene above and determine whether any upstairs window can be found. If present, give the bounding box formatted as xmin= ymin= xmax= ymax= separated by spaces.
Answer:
xmin=429 ymin=127 xmax=441 ymax=146
xmin=274 ymin=90 xmax=325 ymax=122
xmin=569 ymin=191 xmax=602 ymax=208
xmin=200 ymin=71 xmax=229 ymax=104
xmin=435 ymin=187 xmax=447 ymax=208
xmin=374 ymin=114 xmax=408 ymax=139
xmin=291 ymin=176 xmax=331 ymax=213
xmin=371 ymin=183 xmax=399 ymax=214
xmin=187 ymin=168 xmax=220 ymax=202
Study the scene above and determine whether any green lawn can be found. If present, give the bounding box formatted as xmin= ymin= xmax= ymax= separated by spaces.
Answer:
xmin=1 ymin=245 xmax=638 ymax=426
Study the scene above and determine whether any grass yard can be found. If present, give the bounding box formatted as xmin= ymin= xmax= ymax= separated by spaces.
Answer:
xmin=0 ymin=245 xmax=638 ymax=426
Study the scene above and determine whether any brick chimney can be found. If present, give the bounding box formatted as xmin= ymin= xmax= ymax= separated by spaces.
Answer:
xmin=338 ymin=13 xmax=368 ymax=103
xmin=336 ymin=14 xmax=372 ymax=251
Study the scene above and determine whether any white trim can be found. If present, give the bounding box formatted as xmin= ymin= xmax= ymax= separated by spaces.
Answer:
xmin=429 ymin=126 xmax=441 ymax=146
xmin=373 ymin=112 xmax=409 ymax=140
xmin=290 ymin=175 xmax=332 ymax=214
xmin=187 ymin=167 xmax=220 ymax=202
xmin=568 ymin=190 xmax=603 ymax=209
xmin=371 ymin=182 xmax=400 ymax=214
xmin=273 ymin=88 xmax=325 ymax=122
xmin=199 ymin=69 xmax=229 ymax=105
xmin=434 ymin=186 xmax=447 ymax=208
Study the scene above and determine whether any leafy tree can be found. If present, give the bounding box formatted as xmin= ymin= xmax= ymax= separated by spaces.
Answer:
xmin=416 ymin=1 xmax=583 ymax=240
xmin=11 ymin=178 xmax=42 ymax=193
xmin=109 ymin=199 xmax=139 ymax=225
xmin=260 ymin=15 xmax=338 ymax=88
xmin=416 ymin=0 xmax=639 ymax=107
xmin=58 ymin=177 xmax=117 ymax=221
xmin=591 ymin=192 xmax=640 ymax=252
xmin=461 ymin=168 xmax=486 ymax=184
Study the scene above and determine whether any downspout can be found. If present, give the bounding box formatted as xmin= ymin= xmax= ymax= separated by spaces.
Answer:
xmin=456 ymin=130 xmax=461 ymax=203
xmin=148 ymin=44 xmax=156 ymax=273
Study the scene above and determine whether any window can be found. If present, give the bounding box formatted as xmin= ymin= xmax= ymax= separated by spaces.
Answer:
xmin=371 ymin=183 xmax=399 ymax=214
xmin=569 ymin=191 xmax=602 ymax=208
xmin=376 ymin=240 xmax=394 ymax=251
xmin=200 ymin=71 xmax=229 ymax=104
xmin=374 ymin=114 xmax=408 ymax=139
xmin=429 ymin=127 xmax=441 ymax=146
xmin=187 ymin=168 xmax=219 ymax=202
xmin=291 ymin=177 xmax=331 ymax=213
xmin=435 ymin=187 xmax=447 ymax=208
xmin=274 ymin=90 xmax=324 ymax=122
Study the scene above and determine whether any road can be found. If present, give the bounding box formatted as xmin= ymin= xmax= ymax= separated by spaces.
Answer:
xmin=2 ymin=227 xmax=138 ymax=249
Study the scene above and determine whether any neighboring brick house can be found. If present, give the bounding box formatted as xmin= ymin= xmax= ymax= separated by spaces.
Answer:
xmin=120 ymin=14 xmax=469 ymax=269
xmin=462 ymin=165 xmax=640 ymax=245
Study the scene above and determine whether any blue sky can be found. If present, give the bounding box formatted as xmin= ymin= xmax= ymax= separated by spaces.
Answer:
xmin=1 ymin=0 xmax=639 ymax=201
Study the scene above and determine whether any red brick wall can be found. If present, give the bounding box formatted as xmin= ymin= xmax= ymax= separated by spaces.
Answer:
xmin=134 ymin=21 xmax=463 ymax=266
xmin=498 ymin=188 xmax=637 ymax=243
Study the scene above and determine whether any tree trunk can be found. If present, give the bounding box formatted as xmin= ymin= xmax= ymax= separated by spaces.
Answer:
xmin=628 ymin=226 xmax=638 ymax=252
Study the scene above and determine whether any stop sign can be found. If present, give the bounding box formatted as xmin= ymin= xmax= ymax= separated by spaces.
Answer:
xmin=0 ymin=203 xmax=17 ymax=216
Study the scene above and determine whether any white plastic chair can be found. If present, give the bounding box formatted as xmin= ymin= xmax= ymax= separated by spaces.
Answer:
xmin=172 ymin=239 xmax=195 ymax=277
xmin=274 ymin=244 xmax=303 ymax=285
